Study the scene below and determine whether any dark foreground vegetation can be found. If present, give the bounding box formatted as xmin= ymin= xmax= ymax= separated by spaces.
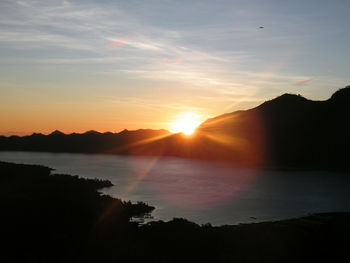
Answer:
xmin=1 ymin=86 xmax=350 ymax=171
xmin=1 ymin=161 xmax=349 ymax=262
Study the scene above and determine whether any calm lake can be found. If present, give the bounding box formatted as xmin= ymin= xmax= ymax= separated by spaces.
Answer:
xmin=1 ymin=151 xmax=350 ymax=225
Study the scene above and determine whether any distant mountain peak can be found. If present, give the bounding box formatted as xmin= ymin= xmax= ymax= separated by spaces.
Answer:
xmin=258 ymin=93 xmax=309 ymax=111
xmin=84 ymin=130 xmax=101 ymax=135
xmin=279 ymin=93 xmax=306 ymax=99
xmin=271 ymin=93 xmax=308 ymax=103
xmin=49 ymin=130 xmax=65 ymax=136
xmin=120 ymin=129 xmax=129 ymax=134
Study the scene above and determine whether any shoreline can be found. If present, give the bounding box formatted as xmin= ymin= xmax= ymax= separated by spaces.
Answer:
xmin=1 ymin=160 xmax=349 ymax=262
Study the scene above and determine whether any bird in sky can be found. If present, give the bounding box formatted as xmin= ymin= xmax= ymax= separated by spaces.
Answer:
xmin=259 ymin=26 xmax=264 ymax=29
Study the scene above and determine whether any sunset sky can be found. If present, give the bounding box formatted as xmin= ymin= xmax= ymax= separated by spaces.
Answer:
xmin=1 ymin=0 xmax=349 ymax=135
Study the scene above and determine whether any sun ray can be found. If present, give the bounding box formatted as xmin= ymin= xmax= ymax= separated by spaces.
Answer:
xmin=106 ymin=132 xmax=173 ymax=154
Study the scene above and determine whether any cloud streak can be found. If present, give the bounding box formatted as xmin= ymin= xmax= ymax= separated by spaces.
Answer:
xmin=295 ymin=77 xmax=315 ymax=85
xmin=1 ymin=0 xmax=349 ymax=134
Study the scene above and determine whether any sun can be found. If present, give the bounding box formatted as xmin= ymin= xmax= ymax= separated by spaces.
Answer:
xmin=170 ymin=112 xmax=202 ymax=135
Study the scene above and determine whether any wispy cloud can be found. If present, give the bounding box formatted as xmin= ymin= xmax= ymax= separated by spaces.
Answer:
xmin=295 ymin=77 xmax=315 ymax=85
xmin=106 ymin=37 xmax=129 ymax=49
xmin=1 ymin=0 xmax=349 ymax=132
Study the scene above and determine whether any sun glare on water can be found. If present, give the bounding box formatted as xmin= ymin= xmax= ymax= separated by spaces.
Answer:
xmin=171 ymin=112 xmax=202 ymax=135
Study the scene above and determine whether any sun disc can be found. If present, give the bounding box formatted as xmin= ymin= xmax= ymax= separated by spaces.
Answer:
xmin=171 ymin=112 xmax=202 ymax=135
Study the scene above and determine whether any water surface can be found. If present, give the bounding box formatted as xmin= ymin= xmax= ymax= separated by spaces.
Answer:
xmin=1 ymin=151 xmax=349 ymax=225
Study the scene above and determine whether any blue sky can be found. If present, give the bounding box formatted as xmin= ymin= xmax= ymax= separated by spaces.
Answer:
xmin=0 ymin=0 xmax=349 ymax=134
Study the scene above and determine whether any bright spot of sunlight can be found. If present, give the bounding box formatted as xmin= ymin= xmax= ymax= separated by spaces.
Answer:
xmin=170 ymin=112 xmax=202 ymax=135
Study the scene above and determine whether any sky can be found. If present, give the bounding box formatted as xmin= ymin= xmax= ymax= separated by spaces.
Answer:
xmin=0 ymin=0 xmax=349 ymax=135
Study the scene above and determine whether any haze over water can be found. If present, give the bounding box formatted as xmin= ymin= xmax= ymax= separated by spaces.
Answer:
xmin=1 ymin=151 xmax=349 ymax=225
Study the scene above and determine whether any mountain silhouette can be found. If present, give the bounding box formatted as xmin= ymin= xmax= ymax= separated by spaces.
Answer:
xmin=1 ymin=86 xmax=350 ymax=170
xmin=0 ymin=129 xmax=171 ymax=154
xmin=49 ymin=130 xmax=65 ymax=136
xmin=125 ymin=86 xmax=350 ymax=170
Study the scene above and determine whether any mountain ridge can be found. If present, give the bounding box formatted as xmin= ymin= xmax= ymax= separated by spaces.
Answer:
xmin=1 ymin=86 xmax=350 ymax=170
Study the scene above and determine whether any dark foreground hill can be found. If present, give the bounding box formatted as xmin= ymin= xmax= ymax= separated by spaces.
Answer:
xmin=1 ymin=161 xmax=350 ymax=263
xmin=1 ymin=86 xmax=350 ymax=170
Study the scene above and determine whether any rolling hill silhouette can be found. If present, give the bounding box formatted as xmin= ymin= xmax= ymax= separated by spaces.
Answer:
xmin=1 ymin=86 xmax=350 ymax=170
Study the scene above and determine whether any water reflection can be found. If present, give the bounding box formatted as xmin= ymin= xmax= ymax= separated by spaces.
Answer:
xmin=0 ymin=151 xmax=350 ymax=225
